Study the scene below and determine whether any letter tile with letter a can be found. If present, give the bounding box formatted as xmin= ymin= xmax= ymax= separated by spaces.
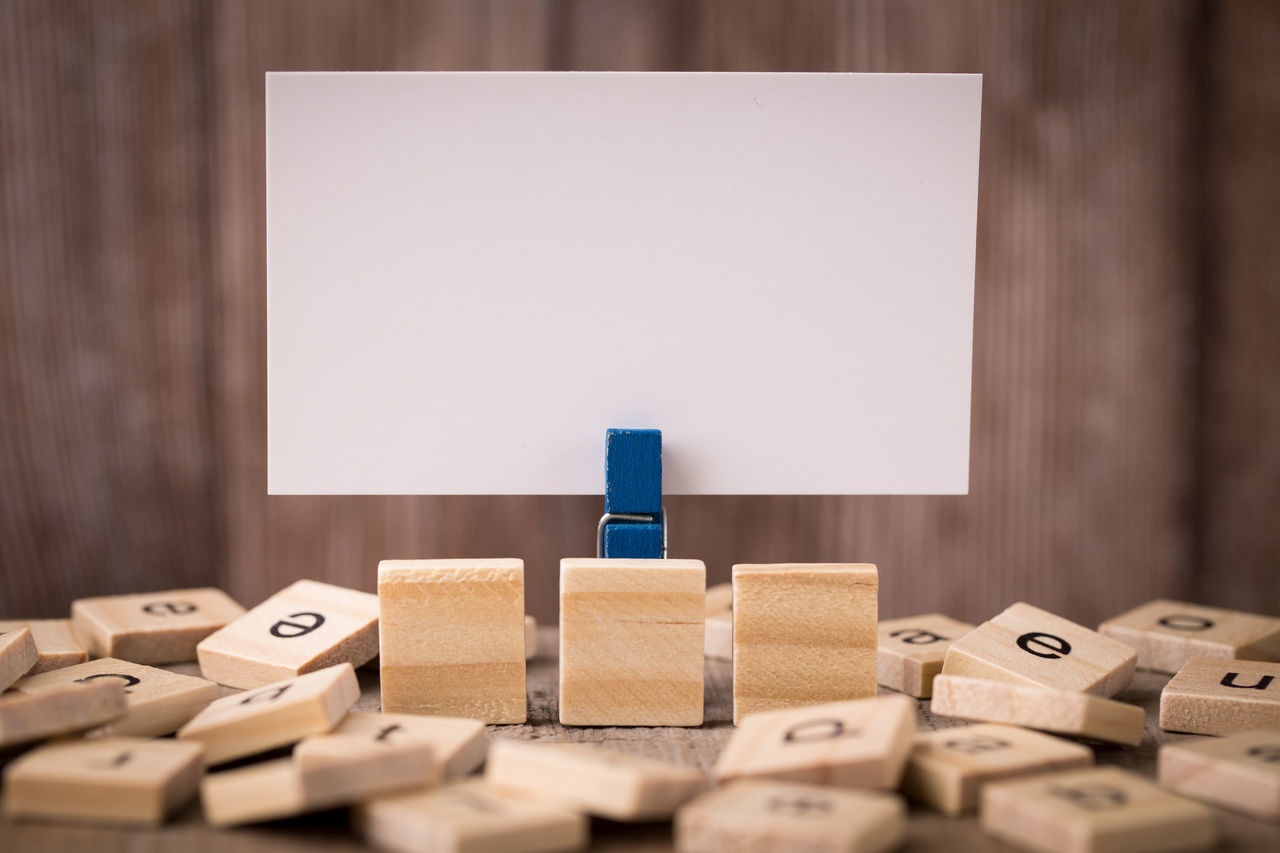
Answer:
xmin=1158 ymin=730 xmax=1280 ymax=822
xmin=71 ymin=587 xmax=246 ymax=665
xmin=0 ymin=619 xmax=89 ymax=674
xmin=332 ymin=710 xmax=487 ymax=781
xmin=1099 ymin=599 xmax=1280 ymax=673
xmin=1160 ymin=656 xmax=1280 ymax=735
xmin=196 ymin=579 xmax=378 ymax=689
xmin=877 ymin=613 xmax=975 ymax=698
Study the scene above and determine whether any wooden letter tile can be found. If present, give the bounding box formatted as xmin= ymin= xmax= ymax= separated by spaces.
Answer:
xmin=705 ymin=582 xmax=732 ymax=662
xmin=525 ymin=614 xmax=538 ymax=660
xmin=901 ymin=723 xmax=1094 ymax=816
xmin=560 ymin=558 xmax=704 ymax=726
xmin=878 ymin=613 xmax=975 ymax=698
xmin=71 ymin=587 xmax=245 ymax=665
xmin=0 ymin=681 xmax=127 ymax=750
xmin=675 ymin=779 xmax=905 ymax=853
xmin=1159 ymin=655 xmax=1280 ymax=735
xmin=379 ymin=559 xmax=525 ymax=723
xmin=1100 ymin=599 xmax=1280 ymax=673
xmin=942 ymin=602 xmax=1137 ymax=697
xmin=333 ymin=710 xmax=487 ymax=781
xmin=980 ymin=766 xmax=1217 ymax=853
xmin=0 ymin=627 xmax=38 ymax=691
xmin=0 ymin=619 xmax=88 ymax=674
xmin=2 ymin=737 xmax=203 ymax=827
xmin=733 ymin=563 xmax=877 ymax=724
xmin=714 ymin=694 xmax=915 ymax=789
xmin=1158 ymin=730 xmax=1280 ymax=822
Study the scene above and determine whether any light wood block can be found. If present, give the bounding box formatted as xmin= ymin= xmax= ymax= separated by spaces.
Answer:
xmin=705 ymin=582 xmax=732 ymax=661
xmin=378 ymin=559 xmax=526 ymax=724
xmin=356 ymin=778 xmax=588 ymax=853
xmin=71 ymin=587 xmax=245 ymax=665
xmin=980 ymin=766 xmax=1217 ymax=853
xmin=177 ymin=662 xmax=358 ymax=765
xmin=0 ymin=619 xmax=88 ymax=674
xmin=931 ymin=675 xmax=1144 ymax=746
xmin=560 ymin=558 xmax=704 ymax=726
xmin=525 ymin=614 xmax=538 ymax=660
xmin=196 ymin=579 xmax=378 ymax=689
xmin=732 ymin=563 xmax=877 ymax=724
xmin=675 ymin=779 xmax=905 ymax=853
xmin=2 ymin=737 xmax=203 ymax=827
xmin=902 ymin=723 xmax=1094 ymax=816
xmin=706 ymin=582 xmax=733 ymax=615
xmin=1159 ymin=655 xmax=1280 ymax=735
xmin=200 ymin=757 xmax=302 ymax=827
xmin=486 ymin=739 xmax=706 ymax=821
xmin=0 ymin=681 xmax=127 ymax=749
xmin=942 ymin=602 xmax=1137 ymax=697
xmin=333 ymin=710 xmax=487 ymax=781
xmin=1158 ymin=730 xmax=1280 ymax=822
xmin=1100 ymin=599 xmax=1280 ymax=674
xmin=878 ymin=613 xmax=976 ymax=698
xmin=0 ymin=627 xmax=38 ymax=691
xmin=714 ymin=694 xmax=915 ymax=789
xmin=13 ymin=657 xmax=218 ymax=737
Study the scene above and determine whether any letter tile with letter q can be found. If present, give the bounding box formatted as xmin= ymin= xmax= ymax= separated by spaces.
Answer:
xmin=71 ymin=588 xmax=245 ymax=665
xmin=1160 ymin=656 xmax=1280 ymax=735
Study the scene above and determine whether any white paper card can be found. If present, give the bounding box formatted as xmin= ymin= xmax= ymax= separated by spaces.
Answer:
xmin=268 ymin=72 xmax=980 ymax=495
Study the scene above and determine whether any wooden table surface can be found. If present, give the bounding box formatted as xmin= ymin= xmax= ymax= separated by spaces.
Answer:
xmin=2 ymin=628 xmax=1278 ymax=852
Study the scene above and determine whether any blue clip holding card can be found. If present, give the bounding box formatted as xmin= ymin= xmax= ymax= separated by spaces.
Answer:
xmin=599 ymin=428 xmax=665 ymax=559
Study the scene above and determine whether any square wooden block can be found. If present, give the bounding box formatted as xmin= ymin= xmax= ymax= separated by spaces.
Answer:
xmin=733 ymin=563 xmax=877 ymax=724
xmin=2 ymin=737 xmax=203 ymax=827
xmin=0 ymin=627 xmax=37 ymax=691
xmin=1158 ymin=730 xmax=1280 ymax=823
xmin=560 ymin=558 xmax=705 ymax=726
xmin=715 ymin=694 xmax=915 ymax=789
xmin=901 ymin=723 xmax=1094 ymax=816
xmin=0 ymin=619 xmax=88 ymax=674
xmin=1159 ymin=656 xmax=1280 ymax=735
xmin=333 ymin=710 xmax=487 ymax=781
xmin=197 ymin=579 xmax=378 ymax=689
xmin=676 ymin=779 xmax=905 ymax=853
xmin=980 ymin=766 xmax=1217 ymax=853
xmin=0 ymin=681 xmax=126 ymax=750
xmin=1100 ymin=599 xmax=1280 ymax=673
xmin=878 ymin=613 xmax=975 ymax=698
xmin=378 ymin=559 xmax=526 ymax=724
xmin=942 ymin=602 xmax=1137 ymax=697
xmin=72 ymin=587 xmax=245 ymax=665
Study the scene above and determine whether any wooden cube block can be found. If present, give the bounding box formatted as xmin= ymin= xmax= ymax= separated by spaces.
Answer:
xmin=196 ymin=579 xmax=378 ymax=689
xmin=356 ymin=779 xmax=588 ymax=853
xmin=177 ymin=662 xmax=358 ymax=765
xmin=877 ymin=613 xmax=975 ymax=698
xmin=942 ymin=602 xmax=1137 ymax=697
xmin=714 ymin=695 xmax=915 ymax=789
xmin=525 ymin=615 xmax=538 ymax=660
xmin=71 ymin=587 xmax=245 ymax=665
xmin=1158 ymin=730 xmax=1280 ymax=822
xmin=0 ymin=619 xmax=88 ymax=674
xmin=560 ymin=558 xmax=704 ymax=726
xmin=378 ymin=559 xmax=526 ymax=724
xmin=0 ymin=627 xmax=38 ymax=691
xmin=901 ymin=723 xmax=1094 ymax=816
xmin=1100 ymin=599 xmax=1280 ymax=673
xmin=13 ymin=657 xmax=218 ymax=737
xmin=1159 ymin=656 xmax=1280 ymax=735
xmin=2 ymin=737 xmax=203 ymax=827
xmin=980 ymin=766 xmax=1217 ymax=853
xmin=675 ymin=779 xmax=905 ymax=853
xmin=486 ymin=740 xmax=706 ymax=821
xmin=931 ymin=675 xmax=1144 ymax=746
xmin=333 ymin=710 xmax=487 ymax=781
xmin=0 ymin=681 xmax=127 ymax=750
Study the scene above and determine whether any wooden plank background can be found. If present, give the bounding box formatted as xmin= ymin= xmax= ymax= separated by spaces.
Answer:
xmin=1 ymin=0 xmax=1276 ymax=627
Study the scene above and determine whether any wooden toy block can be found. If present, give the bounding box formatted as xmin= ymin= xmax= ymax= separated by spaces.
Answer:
xmin=2 ymin=737 xmax=203 ymax=827
xmin=930 ymin=675 xmax=1144 ymax=746
xmin=941 ymin=602 xmax=1137 ymax=697
xmin=356 ymin=778 xmax=588 ymax=853
xmin=0 ymin=681 xmax=127 ymax=749
xmin=732 ymin=563 xmax=877 ymax=724
xmin=332 ymin=710 xmax=487 ymax=781
xmin=1100 ymin=598 xmax=1280 ymax=673
xmin=605 ymin=428 xmax=662 ymax=514
xmin=0 ymin=619 xmax=88 ymax=674
xmin=0 ymin=627 xmax=38 ymax=691
xmin=71 ymin=587 xmax=245 ymax=665
xmin=13 ymin=657 xmax=218 ymax=737
xmin=877 ymin=613 xmax=975 ymax=699
xmin=1159 ymin=655 xmax=1280 ymax=735
xmin=559 ymin=557 xmax=704 ymax=726
xmin=705 ymin=582 xmax=732 ymax=661
xmin=1158 ymin=730 xmax=1280 ymax=822
xmin=177 ymin=662 xmax=358 ymax=765
xmin=525 ymin=614 xmax=538 ymax=660
xmin=901 ymin=723 xmax=1094 ymax=816
xmin=196 ymin=579 xmax=378 ymax=689
xmin=675 ymin=779 xmax=905 ymax=853
xmin=486 ymin=740 xmax=706 ymax=821
xmin=603 ymin=521 xmax=663 ymax=559
xmin=379 ymin=559 xmax=526 ymax=724
xmin=980 ymin=766 xmax=1217 ymax=853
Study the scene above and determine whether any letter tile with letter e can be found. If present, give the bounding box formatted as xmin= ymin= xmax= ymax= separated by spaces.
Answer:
xmin=878 ymin=613 xmax=975 ymax=698
xmin=942 ymin=602 xmax=1137 ymax=697
xmin=0 ymin=619 xmax=88 ymax=674
xmin=71 ymin=587 xmax=245 ymax=665
xmin=196 ymin=579 xmax=378 ymax=689
xmin=714 ymin=694 xmax=915 ymax=789
xmin=1099 ymin=599 xmax=1280 ymax=673
xmin=675 ymin=779 xmax=905 ymax=853
xmin=1160 ymin=656 xmax=1280 ymax=735
xmin=0 ymin=628 xmax=37 ymax=691
xmin=332 ymin=710 xmax=487 ymax=781
xmin=0 ymin=681 xmax=127 ymax=750
xmin=980 ymin=766 xmax=1217 ymax=853
xmin=1158 ymin=730 xmax=1280 ymax=822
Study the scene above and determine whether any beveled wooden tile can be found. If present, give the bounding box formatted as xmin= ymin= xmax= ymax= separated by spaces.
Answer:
xmin=705 ymin=582 xmax=732 ymax=661
xmin=332 ymin=710 xmax=486 ymax=781
xmin=0 ymin=619 xmax=88 ymax=674
xmin=71 ymin=587 xmax=245 ymax=665
xmin=0 ymin=627 xmax=37 ymax=691
xmin=525 ymin=614 xmax=538 ymax=661
xmin=1099 ymin=599 xmax=1280 ymax=673
xmin=1158 ymin=730 xmax=1280 ymax=822
xmin=1159 ymin=655 xmax=1280 ymax=735
xmin=0 ymin=681 xmax=127 ymax=750
xmin=877 ymin=613 xmax=975 ymax=698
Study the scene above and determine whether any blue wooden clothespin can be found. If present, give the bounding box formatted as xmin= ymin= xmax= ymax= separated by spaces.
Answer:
xmin=597 ymin=428 xmax=666 ymax=559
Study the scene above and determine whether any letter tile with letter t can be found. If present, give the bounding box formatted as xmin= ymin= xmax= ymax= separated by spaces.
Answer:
xmin=1160 ymin=656 xmax=1280 ymax=735
xmin=1099 ymin=598 xmax=1280 ymax=673
xmin=71 ymin=588 xmax=246 ymax=665
xmin=1158 ymin=730 xmax=1280 ymax=823
xmin=877 ymin=613 xmax=975 ymax=698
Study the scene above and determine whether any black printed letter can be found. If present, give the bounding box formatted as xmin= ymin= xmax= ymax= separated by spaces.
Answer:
xmin=270 ymin=611 xmax=326 ymax=638
xmin=1016 ymin=632 xmax=1072 ymax=659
